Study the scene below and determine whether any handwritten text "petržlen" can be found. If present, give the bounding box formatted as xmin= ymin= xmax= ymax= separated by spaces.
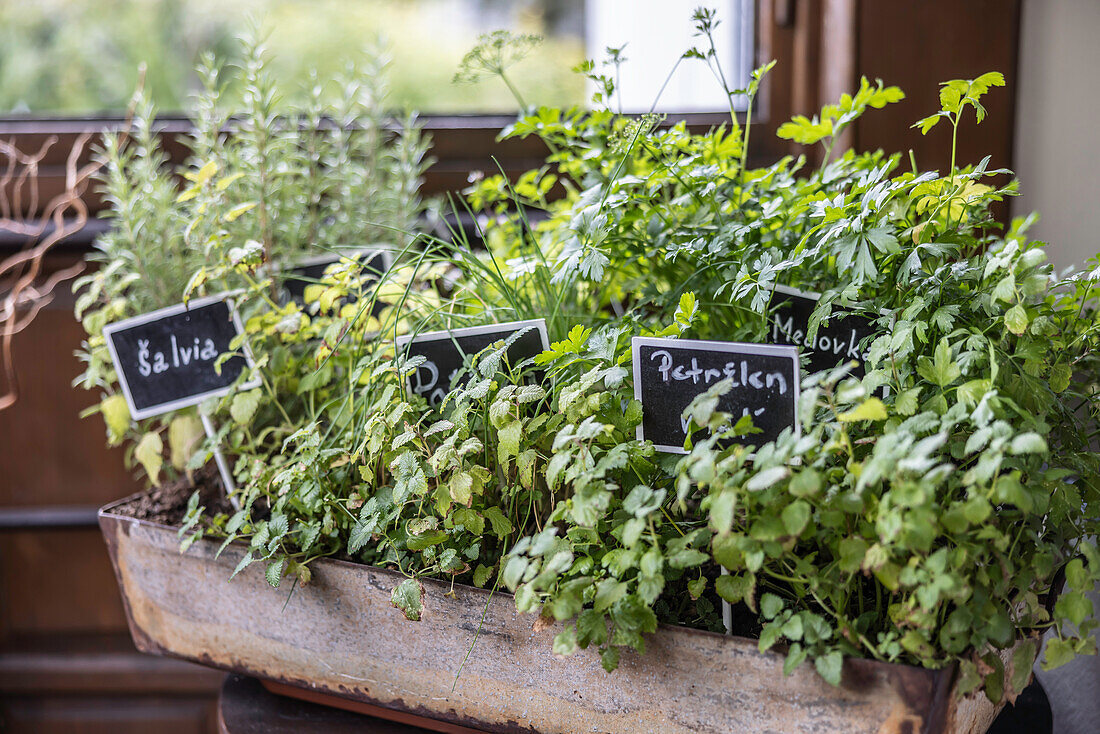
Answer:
xmin=650 ymin=350 xmax=790 ymax=395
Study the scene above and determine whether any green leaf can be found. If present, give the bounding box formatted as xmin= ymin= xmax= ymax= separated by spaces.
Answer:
xmin=187 ymin=159 xmax=218 ymax=184
xmin=599 ymin=645 xmax=621 ymax=672
xmin=1050 ymin=364 xmax=1072 ymax=393
xmin=715 ymin=574 xmax=755 ymax=608
xmin=993 ymin=474 xmax=1032 ymax=512
xmin=483 ymin=506 xmax=514 ymax=538
xmin=759 ymin=622 xmax=783 ymax=651
xmin=1005 ymin=304 xmax=1029 ymax=336
xmin=611 ymin=595 xmax=657 ymax=634
xmin=789 ymin=469 xmax=822 ymax=498
xmin=761 ymin=593 xmax=784 ymax=620
xmin=265 ymin=557 xmax=285 ymax=588
xmin=895 ymin=387 xmax=922 ymax=416
xmin=473 ymin=564 xmax=494 ymax=588
xmin=552 ymin=626 xmax=578 ymax=656
xmin=576 ymin=609 xmax=608 ymax=648
xmin=1065 ymin=558 xmax=1090 ymax=591
xmin=134 ymin=431 xmax=164 ymax=486
xmin=781 ymin=614 xmax=804 ymax=641
xmin=449 ymin=472 xmax=474 ymax=506
xmin=349 ymin=517 xmax=374 ymax=554
xmin=1009 ymin=432 xmax=1047 ymax=455
xmin=712 ymin=534 xmax=744 ymax=571
xmin=391 ymin=578 xmax=424 ymax=621
xmin=956 ymin=659 xmax=982 ymax=696
xmin=1010 ymin=639 xmax=1038 ymax=697
xmin=781 ymin=500 xmax=811 ymax=536
xmin=168 ymin=414 xmax=204 ymax=470
xmin=675 ymin=291 xmax=699 ymax=331
xmin=746 ymin=466 xmax=789 ymax=491
xmin=230 ymin=389 xmax=262 ymax=425
xmin=298 ymin=363 xmax=333 ymax=393
xmin=837 ymin=397 xmax=888 ymax=422
xmin=913 ymin=113 xmax=942 ymax=135
xmin=230 ymin=552 xmax=254 ymax=579
xmin=223 ymin=201 xmax=257 ymax=222
xmin=502 ymin=556 xmax=528 ymax=591
xmin=1055 ymin=591 xmax=1094 ymax=628
xmin=215 ymin=171 xmax=245 ymax=191
xmin=957 ymin=379 xmax=991 ymax=406
xmin=406 ymin=530 xmax=447 ymax=551
xmin=667 ymin=548 xmax=709 ymax=569
xmin=101 ymin=394 xmax=131 ymax=443
xmin=838 ymin=537 xmax=869 ymax=574
xmin=814 ymin=651 xmax=844 ymax=686
xmin=963 ymin=496 xmax=992 ymax=524
xmin=452 ymin=507 xmax=485 ymax=536
xmin=1042 ymin=637 xmax=1076 ymax=671
xmin=983 ymin=652 xmax=1005 ymax=704
xmin=916 ymin=339 xmax=961 ymax=387
xmin=992 ymin=273 xmax=1016 ymax=303
xmin=594 ymin=579 xmax=629 ymax=612
xmin=708 ymin=491 xmax=736 ymax=533
xmin=497 ymin=420 xmax=523 ymax=467
xmin=623 ymin=484 xmax=667 ymax=518
xmin=783 ymin=643 xmax=808 ymax=676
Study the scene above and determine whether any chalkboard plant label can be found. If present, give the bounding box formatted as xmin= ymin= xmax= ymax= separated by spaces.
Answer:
xmin=282 ymin=247 xmax=391 ymax=303
xmin=102 ymin=294 xmax=259 ymax=420
xmin=396 ymin=319 xmax=550 ymax=407
xmin=769 ymin=285 xmax=877 ymax=376
xmin=632 ymin=337 xmax=800 ymax=454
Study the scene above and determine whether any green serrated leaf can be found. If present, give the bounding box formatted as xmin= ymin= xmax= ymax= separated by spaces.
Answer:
xmin=265 ymin=557 xmax=286 ymax=588
xmin=761 ymin=593 xmax=784 ymax=620
xmin=1043 ymin=637 xmax=1076 ymax=670
xmin=473 ymin=563 xmax=493 ymax=588
xmin=483 ymin=506 xmax=514 ymax=538
xmin=1049 ymin=364 xmax=1072 ymax=393
xmin=391 ymin=577 xmax=424 ymax=621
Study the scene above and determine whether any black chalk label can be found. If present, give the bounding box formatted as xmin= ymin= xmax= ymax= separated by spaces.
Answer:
xmin=632 ymin=337 xmax=799 ymax=454
xmin=769 ymin=285 xmax=877 ymax=376
xmin=396 ymin=319 xmax=549 ymax=407
xmin=102 ymin=294 xmax=259 ymax=420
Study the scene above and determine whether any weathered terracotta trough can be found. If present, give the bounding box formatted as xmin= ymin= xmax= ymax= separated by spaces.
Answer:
xmin=100 ymin=491 xmax=1007 ymax=734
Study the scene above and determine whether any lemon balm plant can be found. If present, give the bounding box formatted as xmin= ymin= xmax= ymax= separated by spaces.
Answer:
xmin=82 ymin=10 xmax=1100 ymax=718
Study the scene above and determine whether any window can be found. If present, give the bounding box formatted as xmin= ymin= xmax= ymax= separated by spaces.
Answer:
xmin=0 ymin=1 xmax=760 ymax=116
xmin=586 ymin=0 xmax=755 ymax=113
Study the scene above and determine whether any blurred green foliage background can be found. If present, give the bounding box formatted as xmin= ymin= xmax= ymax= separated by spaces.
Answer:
xmin=0 ymin=0 xmax=585 ymax=114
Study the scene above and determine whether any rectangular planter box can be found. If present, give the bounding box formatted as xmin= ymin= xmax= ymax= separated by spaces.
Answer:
xmin=100 ymin=492 xmax=1006 ymax=734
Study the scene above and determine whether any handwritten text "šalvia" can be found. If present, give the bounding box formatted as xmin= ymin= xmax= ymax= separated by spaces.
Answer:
xmin=137 ymin=335 xmax=219 ymax=376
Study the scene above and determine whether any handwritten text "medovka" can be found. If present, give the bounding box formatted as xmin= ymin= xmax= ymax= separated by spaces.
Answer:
xmin=771 ymin=314 xmax=869 ymax=361
xmin=137 ymin=335 xmax=219 ymax=377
